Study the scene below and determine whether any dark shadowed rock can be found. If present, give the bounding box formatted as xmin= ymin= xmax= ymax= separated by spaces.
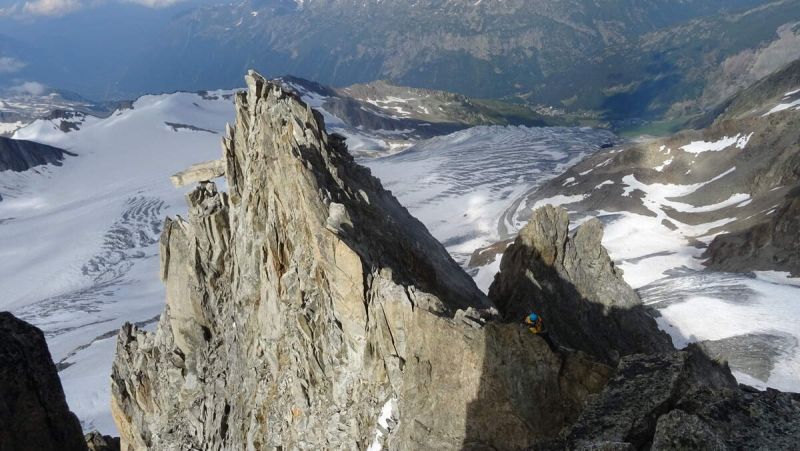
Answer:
xmin=566 ymin=346 xmax=737 ymax=449
xmin=0 ymin=312 xmax=87 ymax=451
xmin=488 ymin=205 xmax=673 ymax=364
xmin=0 ymin=136 xmax=76 ymax=172
xmin=566 ymin=345 xmax=800 ymax=450
xmin=705 ymin=188 xmax=800 ymax=276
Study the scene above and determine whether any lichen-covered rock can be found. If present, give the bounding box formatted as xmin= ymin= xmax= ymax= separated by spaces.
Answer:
xmin=110 ymin=71 xmax=611 ymax=451
xmin=488 ymin=205 xmax=673 ymax=364
xmin=0 ymin=312 xmax=87 ymax=451
xmin=651 ymin=410 xmax=726 ymax=451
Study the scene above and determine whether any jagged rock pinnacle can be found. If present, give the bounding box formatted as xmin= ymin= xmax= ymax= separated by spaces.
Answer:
xmin=489 ymin=205 xmax=673 ymax=364
xmin=110 ymin=71 xmax=610 ymax=450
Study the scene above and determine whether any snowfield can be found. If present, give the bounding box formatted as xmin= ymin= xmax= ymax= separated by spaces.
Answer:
xmin=1 ymin=90 xmax=236 ymax=433
xmin=364 ymin=125 xmax=616 ymax=265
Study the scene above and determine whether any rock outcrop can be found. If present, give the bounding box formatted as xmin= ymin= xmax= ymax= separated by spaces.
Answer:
xmin=0 ymin=312 xmax=87 ymax=451
xmin=110 ymin=71 xmax=611 ymax=450
xmin=169 ymin=159 xmax=226 ymax=188
xmin=488 ymin=206 xmax=673 ymax=364
xmin=704 ymin=187 xmax=800 ymax=276
xmin=85 ymin=431 xmax=121 ymax=451
xmin=564 ymin=345 xmax=800 ymax=450
xmin=0 ymin=136 xmax=76 ymax=172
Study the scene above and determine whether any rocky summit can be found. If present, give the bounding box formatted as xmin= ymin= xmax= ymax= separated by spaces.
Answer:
xmin=109 ymin=71 xmax=610 ymax=450
xmin=109 ymin=71 xmax=800 ymax=450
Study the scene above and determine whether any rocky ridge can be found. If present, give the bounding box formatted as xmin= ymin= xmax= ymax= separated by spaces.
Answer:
xmin=109 ymin=71 xmax=612 ymax=450
xmin=109 ymin=71 xmax=800 ymax=450
xmin=704 ymin=186 xmax=800 ymax=276
xmin=278 ymin=75 xmax=554 ymax=154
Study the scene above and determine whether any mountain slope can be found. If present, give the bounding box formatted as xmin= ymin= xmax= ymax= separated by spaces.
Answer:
xmin=0 ymin=137 xmax=75 ymax=173
xmin=111 ymin=0 xmax=800 ymax=121
xmin=279 ymin=75 xmax=558 ymax=154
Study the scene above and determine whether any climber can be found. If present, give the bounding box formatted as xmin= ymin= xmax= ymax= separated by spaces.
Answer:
xmin=524 ymin=312 xmax=543 ymax=334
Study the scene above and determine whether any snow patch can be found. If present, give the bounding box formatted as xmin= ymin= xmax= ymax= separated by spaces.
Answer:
xmin=763 ymin=98 xmax=800 ymax=116
xmin=754 ymin=271 xmax=800 ymax=287
xmin=680 ymin=133 xmax=752 ymax=154
xmin=783 ymin=88 xmax=800 ymax=97
xmin=653 ymin=158 xmax=673 ymax=172
xmin=366 ymin=398 xmax=399 ymax=451
xmin=531 ymin=194 xmax=588 ymax=211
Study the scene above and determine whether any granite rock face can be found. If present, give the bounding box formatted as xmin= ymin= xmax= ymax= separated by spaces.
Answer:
xmin=0 ymin=312 xmax=87 ymax=451
xmin=488 ymin=206 xmax=673 ymax=364
xmin=110 ymin=71 xmax=611 ymax=451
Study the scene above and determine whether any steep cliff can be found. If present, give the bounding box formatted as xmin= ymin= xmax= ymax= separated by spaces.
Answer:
xmin=110 ymin=72 xmax=611 ymax=450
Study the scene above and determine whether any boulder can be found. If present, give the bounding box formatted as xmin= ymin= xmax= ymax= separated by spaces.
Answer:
xmin=169 ymin=159 xmax=226 ymax=187
xmin=85 ymin=431 xmax=121 ymax=451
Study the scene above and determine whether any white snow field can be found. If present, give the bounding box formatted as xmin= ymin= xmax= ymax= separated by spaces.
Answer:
xmin=1 ymin=90 xmax=237 ymax=433
xmin=365 ymin=126 xmax=616 ymax=265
